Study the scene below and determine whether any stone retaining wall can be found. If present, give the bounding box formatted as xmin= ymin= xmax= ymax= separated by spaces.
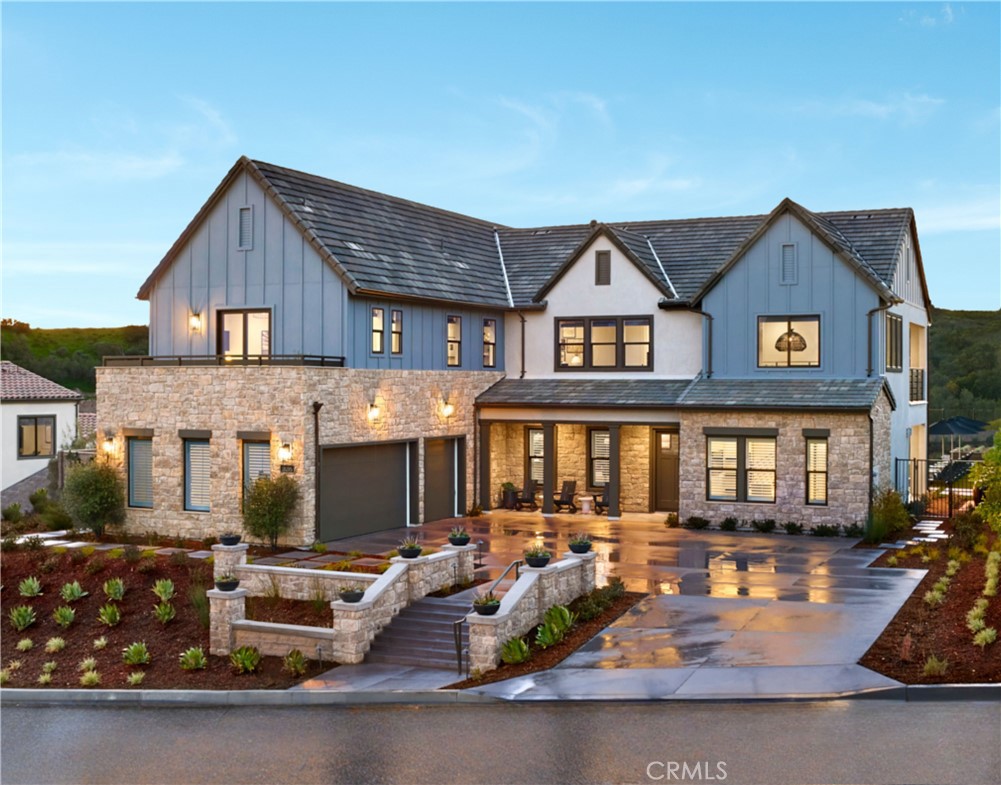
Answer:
xmin=232 ymin=620 xmax=337 ymax=659
xmin=466 ymin=551 xmax=597 ymax=674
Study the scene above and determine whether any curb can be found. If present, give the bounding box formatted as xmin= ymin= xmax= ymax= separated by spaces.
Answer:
xmin=1 ymin=683 xmax=997 ymax=707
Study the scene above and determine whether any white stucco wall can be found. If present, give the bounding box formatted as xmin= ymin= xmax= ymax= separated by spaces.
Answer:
xmin=884 ymin=299 xmax=928 ymax=470
xmin=1 ymin=401 xmax=78 ymax=491
xmin=505 ymin=236 xmax=702 ymax=379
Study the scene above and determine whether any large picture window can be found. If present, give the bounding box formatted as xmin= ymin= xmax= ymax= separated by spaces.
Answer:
xmin=706 ymin=434 xmax=776 ymax=503
xmin=556 ymin=316 xmax=652 ymax=371
xmin=757 ymin=316 xmax=820 ymax=368
xmin=482 ymin=319 xmax=497 ymax=368
xmin=184 ymin=440 xmax=211 ymax=512
xmin=219 ymin=309 xmax=270 ymax=359
xmin=17 ymin=416 xmax=55 ymax=458
xmin=127 ymin=437 xmax=153 ymax=509
xmin=588 ymin=429 xmax=611 ymax=489
xmin=446 ymin=316 xmax=462 ymax=367
xmin=806 ymin=438 xmax=828 ymax=506
xmin=526 ymin=428 xmax=544 ymax=486
xmin=886 ymin=313 xmax=903 ymax=372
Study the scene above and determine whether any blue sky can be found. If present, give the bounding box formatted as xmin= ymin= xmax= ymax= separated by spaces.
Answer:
xmin=3 ymin=2 xmax=999 ymax=328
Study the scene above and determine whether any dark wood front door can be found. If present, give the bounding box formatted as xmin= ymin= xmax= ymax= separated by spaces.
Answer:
xmin=653 ymin=429 xmax=680 ymax=512
xmin=425 ymin=437 xmax=465 ymax=522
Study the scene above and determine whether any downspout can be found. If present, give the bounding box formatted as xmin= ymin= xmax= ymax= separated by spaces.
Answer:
xmin=868 ymin=411 xmax=875 ymax=521
xmin=866 ymin=301 xmax=895 ymax=377
xmin=703 ymin=312 xmax=714 ymax=379
xmin=312 ymin=401 xmax=323 ymax=541
xmin=519 ymin=311 xmax=527 ymax=379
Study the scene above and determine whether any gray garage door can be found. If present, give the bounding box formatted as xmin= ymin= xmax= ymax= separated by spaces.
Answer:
xmin=424 ymin=437 xmax=465 ymax=523
xmin=320 ymin=443 xmax=415 ymax=540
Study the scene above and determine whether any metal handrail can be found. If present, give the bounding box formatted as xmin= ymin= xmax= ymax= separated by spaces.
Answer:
xmin=487 ymin=559 xmax=522 ymax=596
xmin=102 ymin=354 xmax=346 ymax=368
xmin=453 ymin=559 xmax=523 ymax=676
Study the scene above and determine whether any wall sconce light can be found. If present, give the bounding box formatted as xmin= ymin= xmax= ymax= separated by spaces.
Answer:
xmin=367 ymin=403 xmax=380 ymax=421
xmin=189 ymin=313 xmax=202 ymax=332
xmin=441 ymin=400 xmax=455 ymax=418
xmin=102 ymin=434 xmax=115 ymax=454
xmin=278 ymin=442 xmax=293 ymax=462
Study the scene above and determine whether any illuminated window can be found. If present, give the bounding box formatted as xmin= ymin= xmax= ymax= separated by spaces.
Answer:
xmin=446 ymin=316 xmax=461 ymax=367
xmin=371 ymin=308 xmax=385 ymax=354
xmin=482 ymin=319 xmax=496 ymax=368
xmin=758 ymin=316 xmax=819 ymax=368
xmin=17 ymin=416 xmax=54 ymax=458
xmin=806 ymin=438 xmax=828 ymax=506
xmin=218 ymin=310 xmax=270 ymax=358
xmin=706 ymin=435 xmax=775 ymax=503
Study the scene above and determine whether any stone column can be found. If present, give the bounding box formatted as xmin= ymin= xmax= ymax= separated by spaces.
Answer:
xmin=608 ymin=424 xmax=621 ymax=519
xmin=542 ymin=422 xmax=555 ymax=516
xmin=466 ymin=613 xmax=505 ymax=674
xmin=330 ymin=600 xmax=373 ymax=664
xmin=564 ymin=550 xmax=598 ymax=594
xmin=211 ymin=542 xmax=248 ymax=581
xmin=442 ymin=543 xmax=477 ymax=584
xmin=523 ymin=562 xmax=559 ymax=612
xmin=208 ymin=588 xmax=247 ymax=656
xmin=479 ymin=421 xmax=492 ymax=511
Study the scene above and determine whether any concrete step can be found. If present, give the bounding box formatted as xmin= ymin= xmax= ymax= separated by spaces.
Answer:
xmin=364 ymin=594 xmax=477 ymax=668
xmin=365 ymin=651 xmax=459 ymax=670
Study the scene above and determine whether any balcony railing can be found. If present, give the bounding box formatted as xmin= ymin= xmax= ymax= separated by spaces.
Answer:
xmin=909 ymin=367 xmax=926 ymax=402
xmin=102 ymin=354 xmax=346 ymax=368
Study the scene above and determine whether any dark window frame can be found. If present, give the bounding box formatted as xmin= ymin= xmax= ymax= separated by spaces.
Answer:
xmin=554 ymin=315 xmax=653 ymax=372
xmin=17 ymin=415 xmax=56 ymax=459
xmin=595 ymin=250 xmax=611 ymax=285
xmin=183 ymin=439 xmax=211 ymax=513
xmin=127 ymin=436 xmax=153 ymax=509
xmin=524 ymin=426 xmax=544 ymax=488
xmin=886 ymin=313 xmax=903 ymax=372
xmin=756 ymin=314 xmax=821 ymax=369
xmin=217 ymin=308 xmax=271 ymax=358
xmin=391 ymin=309 xmax=403 ymax=355
xmin=446 ymin=315 xmax=462 ymax=367
xmin=482 ymin=318 xmax=497 ymax=368
xmin=805 ymin=437 xmax=828 ymax=506
xmin=705 ymin=434 xmax=776 ymax=504
xmin=371 ymin=307 xmax=385 ymax=355
xmin=587 ymin=427 xmax=611 ymax=491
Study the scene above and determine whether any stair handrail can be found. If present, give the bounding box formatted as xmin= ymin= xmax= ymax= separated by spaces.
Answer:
xmin=453 ymin=559 xmax=523 ymax=676
xmin=488 ymin=559 xmax=522 ymax=596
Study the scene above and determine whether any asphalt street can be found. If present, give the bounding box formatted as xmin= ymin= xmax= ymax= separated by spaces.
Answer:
xmin=2 ymin=700 xmax=998 ymax=785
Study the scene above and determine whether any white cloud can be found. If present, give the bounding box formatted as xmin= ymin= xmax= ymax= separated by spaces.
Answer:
xmin=915 ymin=196 xmax=1001 ymax=234
xmin=609 ymin=156 xmax=697 ymax=199
xmin=799 ymin=92 xmax=944 ymax=125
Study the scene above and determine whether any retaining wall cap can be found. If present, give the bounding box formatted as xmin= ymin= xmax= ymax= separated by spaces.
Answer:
xmin=232 ymin=619 xmax=336 ymax=638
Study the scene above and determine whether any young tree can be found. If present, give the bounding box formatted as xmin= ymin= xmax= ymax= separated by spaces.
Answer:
xmin=62 ymin=462 xmax=125 ymax=537
xmin=242 ymin=475 xmax=300 ymax=550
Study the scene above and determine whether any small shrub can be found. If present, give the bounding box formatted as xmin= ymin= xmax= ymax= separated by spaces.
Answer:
xmin=152 ymin=579 xmax=175 ymax=602
xmin=500 ymin=637 xmax=531 ymax=665
xmin=9 ymin=605 xmax=36 ymax=632
xmin=102 ymin=578 xmax=125 ymax=601
xmin=683 ymin=516 xmax=710 ymax=530
xmin=42 ymin=660 xmax=58 ymax=673
xmin=923 ymin=589 xmax=945 ymax=607
xmin=664 ymin=513 xmax=680 ymax=528
xmin=37 ymin=673 xmax=52 ymax=686
xmin=41 ymin=504 xmax=74 ymax=532
xmin=967 ymin=614 xmax=987 ymax=634
xmin=752 ymin=519 xmax=777 ymax=534
xmin=811 ymin=523 xmax=841 ymax=537
xmin=720 ymin=517 xmax=739 ymax=532
xmin=543 ymin=604 xmax=577 ymax=635
xmin=16 ymin=638 xmax=33 ymax=652
xmin=23 ymin=535 xmax=44 ymax=551
xmin=189 ymin=582 xmax=210 ymax=629
xmin=84 ymin=556 xmax=107 ymax=575
xmin=179 ymin=646 xmax=208 ymax=671
xmin=93 ymin=636 xmax=108 ymax=650
xmin=153 ymin=602 xmax=176 ymax=625
xmin=126 ymin=671 xmax=145 ymax=687
xmin=18 ymin=576 xmax=43 ymax=597
xmin=950 ymin=511 xmax=985 ymax=552
xmin=843 ymin=521 xmax=865 ymax=539
xmin=137 ymin=557 xmax=158 ymax=574
xmin=0 ymin=670 xmax=9 ymax=685
xmin=575 ymin=597 xmax=605 ymax=621
xmin=2 ymin=502 xmax=24 ymax=523
xmin=122 ymin=545 xmax=141 ymax=564
xmin=602 ymin=576 xmax=626 ymax=600
xmin=44 ymin=638 xmax=65 ymax=654
xmin=122 ymin=641 xmax=151 ymax=666
xmin=78 ymin=657 xmax=98 ymax=672
xmin=783 ymin=522 xmax=804 ymax=536
xmin=52 ymin=606 xmax=76 ymax=628
xmin=932 ymin=577 xmax=951 ymax=594
xmin=79 ymin=670 xmax=101 ymax=687
xmin=283 ymin=648 xmax=308 ymax=676
xmin=886 ymin=555 xmax=899 ymax=567
xmin=98 ymin=603 xmax=122 ymax=627
xmin=866 ymin=488 xmax=911 ymax=543
xmin=242 ymin=474 xmax=300 ymax=550
xmin=169 ymin=551 xmax=190 ymax=568
xmin=534 ymin=621 xmax=563 ymax=649
xmin=6 ymin=660 xmax=22 ymax=671
xmin=973 ymin=628 xmax=997 ymax=648
xmin=70 ymin=549 xmax=87 ymax=566
xmin=230 ymin=645 xmax=262 ymax=674
xmin=310 ymin=541 xmax=327 ymax=553
xmin=923 ymin=654 xmax=949 ymax=676
xmin=62 ymin=461 xmax=125 ymax=537
xmin=945 ymin=560 xmax=961 ymax=578
xmin=28 ymin=488 xmax=50 ymax=513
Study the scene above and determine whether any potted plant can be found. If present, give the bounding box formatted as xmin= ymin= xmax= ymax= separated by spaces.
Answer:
xmin=524 ymin=544 xmax=552 ymax=568
xmin=215 ymin=574 xmax=240 ymax=591
xmin=472 ymin=590 xmax=501 ymax=616
xmin=338 ymin=585 xmax=366 ymax=603
xmin=219 ymin=532 xmax=242 ymax=546
xmin=448 ymin=526 xmax=471 ymax=546
xmin=568 ymin=532 xmax=592 ymax=554
xmin=500 ymin=482 xmax=517 ymax=510
xmin=398 ymin=535 xmax=423 ymax=559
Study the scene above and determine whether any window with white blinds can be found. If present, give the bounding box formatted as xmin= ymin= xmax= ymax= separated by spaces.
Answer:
xmin=706 ymin=435 xmax=775 ymax=503
xmin=745 ymin=438 xmax=776 ymax=503
xmin=589 ymin=429 xmax=610 ymax=488
xmin=707 ymin=437 xmax=738 ymax=501
xmin=128 ymin=438 xmax=153 ymax=509
xmin=243 ymin=442 xmax=271 ymax=493
xmin=184 ymin=440 xmax=211 ymax=512
xmin=806 ymin=438 xmax=828 ymax=505
xmin=527 ymin=428 xmax=544 ymax=485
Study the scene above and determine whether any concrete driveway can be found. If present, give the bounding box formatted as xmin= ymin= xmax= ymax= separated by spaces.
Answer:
xmin=327 ymin=511 xmax=926 ymax=699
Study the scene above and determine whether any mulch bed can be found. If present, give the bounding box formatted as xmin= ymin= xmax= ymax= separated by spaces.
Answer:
xmin=443 ymin=591 xmax=645 ymax=689
xmin=859 ymin=525 xmax=1001 ymax=684
xmin=246 ymin=596 xmax=333 ymax=628
xmin=0 ymin=548 xmax=326 ymax=689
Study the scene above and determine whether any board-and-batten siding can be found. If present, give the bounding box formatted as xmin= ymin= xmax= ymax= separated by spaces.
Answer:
xmin=703 ymin=213 xmax=880 ymax=379
xmin=890 ymin=227 xmax=925 ymax=308
xmin=148 ymin=172 xmax=346 ymax=357
xmin=348 ymin=296 xmax=506 ymax=371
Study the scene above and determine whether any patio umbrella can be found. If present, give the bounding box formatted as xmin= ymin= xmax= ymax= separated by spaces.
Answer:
xmin=928 ymin=417 xmax=989 ymax=458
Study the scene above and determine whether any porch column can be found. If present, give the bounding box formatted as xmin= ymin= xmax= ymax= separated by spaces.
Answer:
xmin=541 ymin=422 xmax=556 ymax=516
xmin=608 ymin=423 xmax=621 ymax=519
xmin=479 ymin=421 xmax=492 ymax=511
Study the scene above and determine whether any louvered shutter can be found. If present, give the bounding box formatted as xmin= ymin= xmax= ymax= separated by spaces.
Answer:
xmin=243 ymin=442 xmax=271 ymax=492
xmin=185 ymin=441 xmax=211 ymax=512
xmin=238 ymin=207 xmax=253 ymax=250
xmin=591 ymin=430 xmax=610 ymax=486
xmin=781 ymin=244 xmax=797 ymax=284
xmin=128 ymin=439 xmax=153 ymax=508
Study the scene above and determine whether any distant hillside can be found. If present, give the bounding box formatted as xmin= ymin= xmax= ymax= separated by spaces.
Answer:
xmin=0 ymin=320 xmax=148 ymax=395
xmin=928 ymin=307 xmax=1001 ymax=424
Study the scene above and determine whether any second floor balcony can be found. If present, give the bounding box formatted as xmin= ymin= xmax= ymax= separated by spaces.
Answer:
xmin=102 ymin=354 xmax=346 ymax=368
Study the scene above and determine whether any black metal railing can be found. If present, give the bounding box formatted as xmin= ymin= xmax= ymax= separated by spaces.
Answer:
xmin=894 ymin=457 xmax=980 ymax=519
xmin=909 ymin=368 xmax=926 ymax=402
xmin=102 ymin=354 xmax=346 ymax=368
xmin=454 ymin=559 xmax=523 ymax=675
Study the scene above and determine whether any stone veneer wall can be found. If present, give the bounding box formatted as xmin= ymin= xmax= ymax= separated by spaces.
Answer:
xmin=96 ymin=366 xmax=502 ymax=545
xmin=677 ymin=399 xmax=891 ymax=528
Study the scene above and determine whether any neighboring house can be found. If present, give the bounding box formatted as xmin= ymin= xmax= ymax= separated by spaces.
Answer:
xmin=96 ymin=157 xmax=930 ymax=545
xmin=1 ymin=361 xmax=81 ymax=492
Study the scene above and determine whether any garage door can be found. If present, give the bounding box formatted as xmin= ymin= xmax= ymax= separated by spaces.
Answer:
xmin=424 ymin=437 xmax=465 ymax=523
xmin=320 ymin=443 xmax=415 ymax=540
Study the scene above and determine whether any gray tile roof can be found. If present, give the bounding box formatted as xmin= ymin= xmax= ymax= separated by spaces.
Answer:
xmin=1 ymin=362 xmax=82 ymax=402
xmin=477 ymin=376 xmax=891 ymax=411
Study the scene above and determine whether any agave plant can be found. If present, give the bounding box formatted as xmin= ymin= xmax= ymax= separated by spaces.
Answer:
xmin=52 ymin=606 xmax=76 ymax=629
xmin=9 ymin=605 xmax=36 ymax=632
xmin=103 ymin=578 xmax=125 ymax=601
xmin=121 ymin=642 xmax=151 ymax=666
xmin=153 ymin=602 xmax=176 ymax=625
xmin=178 ymin=647 xmax=207 ymax=671
xmin=60 ymin=581 xmax=89 ymax=603
xmin=151 ymin=579 xmax=175 ymax=603
xmin=18 ymin=576 xmax=43 ymax=597
xmin=229 ymin=645 xmax=262 ymax=674
xmin=98 ymin=603 xmax=122 ymax=627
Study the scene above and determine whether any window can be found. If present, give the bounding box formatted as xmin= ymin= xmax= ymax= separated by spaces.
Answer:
xmin=127 ymin=437 xmax=153 ymax=509
xmin=595 ymin=250 xmax=611 ymax=286
xmin=482 ymin=319 xmax=497 ymax=368
xmin=238 ymin=206 xmax=253 ymax=251
xmin=780 ymin=243 xmax=797 ymax=285
xmin=219 ymin=310 xmax=270 ymax=358
xmin=706 ymin=434 xmax=776 ymax=503
xmin=446 ymin=316 xmax=462 ymax=366
xmin=806 ymin=438 xmax=828 ymax=506
xmin=371 ymin=307 xmax=385 ymax=354
xmin=17 ymin=416 xmax=55 ymax=458
xmin=589 ymin=429 xmax=611 ymax=489
xmin=886 ymin=313 xmax=903 ymax=372
xmin=184 ymin=440 xmax=211 ymax=512
xmin=526 ymin=428 xmax=544 ymax=486
xmin=243 ymin=441 xmax=271 ymax=495
xmin=555 ymin=316 xmax=653 ymax=371
xmin=391 ymin=310 xmax=403 ymax=354
xmin=757 ymin=316 xmax=820 ymax=368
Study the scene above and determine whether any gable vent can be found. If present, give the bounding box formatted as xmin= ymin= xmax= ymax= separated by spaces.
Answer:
xmin=780 ymin=243 xmax=797 ymax=285
xmin=238 ymin=206 xmax=253 ymax=251
xmin=595 ymin=250 xmax=611 ymax=286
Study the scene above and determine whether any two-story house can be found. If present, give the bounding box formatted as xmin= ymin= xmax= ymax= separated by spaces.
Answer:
xmin=96 ymin=157 xmax=930 ymax=545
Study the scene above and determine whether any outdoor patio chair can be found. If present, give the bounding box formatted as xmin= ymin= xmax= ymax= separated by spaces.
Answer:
xmin=552 ymin=480 xmax=577 ymax=513
xmin=514 ymin=480 xmax=539 ymax=511
xmin=593 ymin=491 xmax=608 ymax=515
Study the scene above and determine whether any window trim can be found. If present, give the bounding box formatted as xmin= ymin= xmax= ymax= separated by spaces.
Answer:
xmin=127 ymin=436 xmax=153 ymax=509
xmin=371 ymin=307 xmax=385 ymax=355
xmin=482 ymin=318 xmax=497 ymax=368
xmin=17 ymin=415 xmax=56 ymax=459
xmin=554 ymin=315 xmax=654 ymax=372
xmin=756 ymin=314 xmax=821 ymax=369
xmin=391 ymin=309 xmax=403 ymax=355
xmin=446 ymin=315 xmax=462 ymax=367
xmin=217 ymin=308 xmax=271 ymax=359
xmin=705 ymin=434 xmax=776 ymax=504
xmin=805 ymin=437 xmax=828 ymax=507
xmin=183 ymin=439 xmax=211 ymax=513
xmin=587 ymin=427 xmax=611 ymax=491
xmin=886 ymin=313 xmax=903 ymax=372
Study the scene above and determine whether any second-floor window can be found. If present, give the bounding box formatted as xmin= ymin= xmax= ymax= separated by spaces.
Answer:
xmin=371 ymin=307 xmax=385 ymax=354
xmin=18 ymin=416 xmax=55 ymax=458
xmin=219 ymin=310 xmax=270 ymax=358
xmin=556 ymin=317 xmax=652 ymax=371
xmin=757 ymin=315 xmax=820 ymax=368
xmin=886 ymin=313 xmax=903 ymax=372
xmin=391 ymin=310 xmax=403 ymax=354
xmin=447 ymin=316 xmax=461 ymax=366
xmin=483 ymin=319 xmax=497 ymax=368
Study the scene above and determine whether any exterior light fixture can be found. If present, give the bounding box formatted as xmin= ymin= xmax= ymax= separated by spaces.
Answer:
xmin=368 ymin=403 xmax=380 ymax=421
xmin=278 ymin=442 xmax=293 ymax=462
xmin=102 ymin=435 xmax=115 ymax=454
xmin=189 ymin=313 xmax=202 ymax=332
xmin=441 ymin=400 xmax=455 ymax=418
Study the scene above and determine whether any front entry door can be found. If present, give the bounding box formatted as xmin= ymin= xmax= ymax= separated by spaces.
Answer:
xmin=653 ymin=430 xmax=680 ymax=512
